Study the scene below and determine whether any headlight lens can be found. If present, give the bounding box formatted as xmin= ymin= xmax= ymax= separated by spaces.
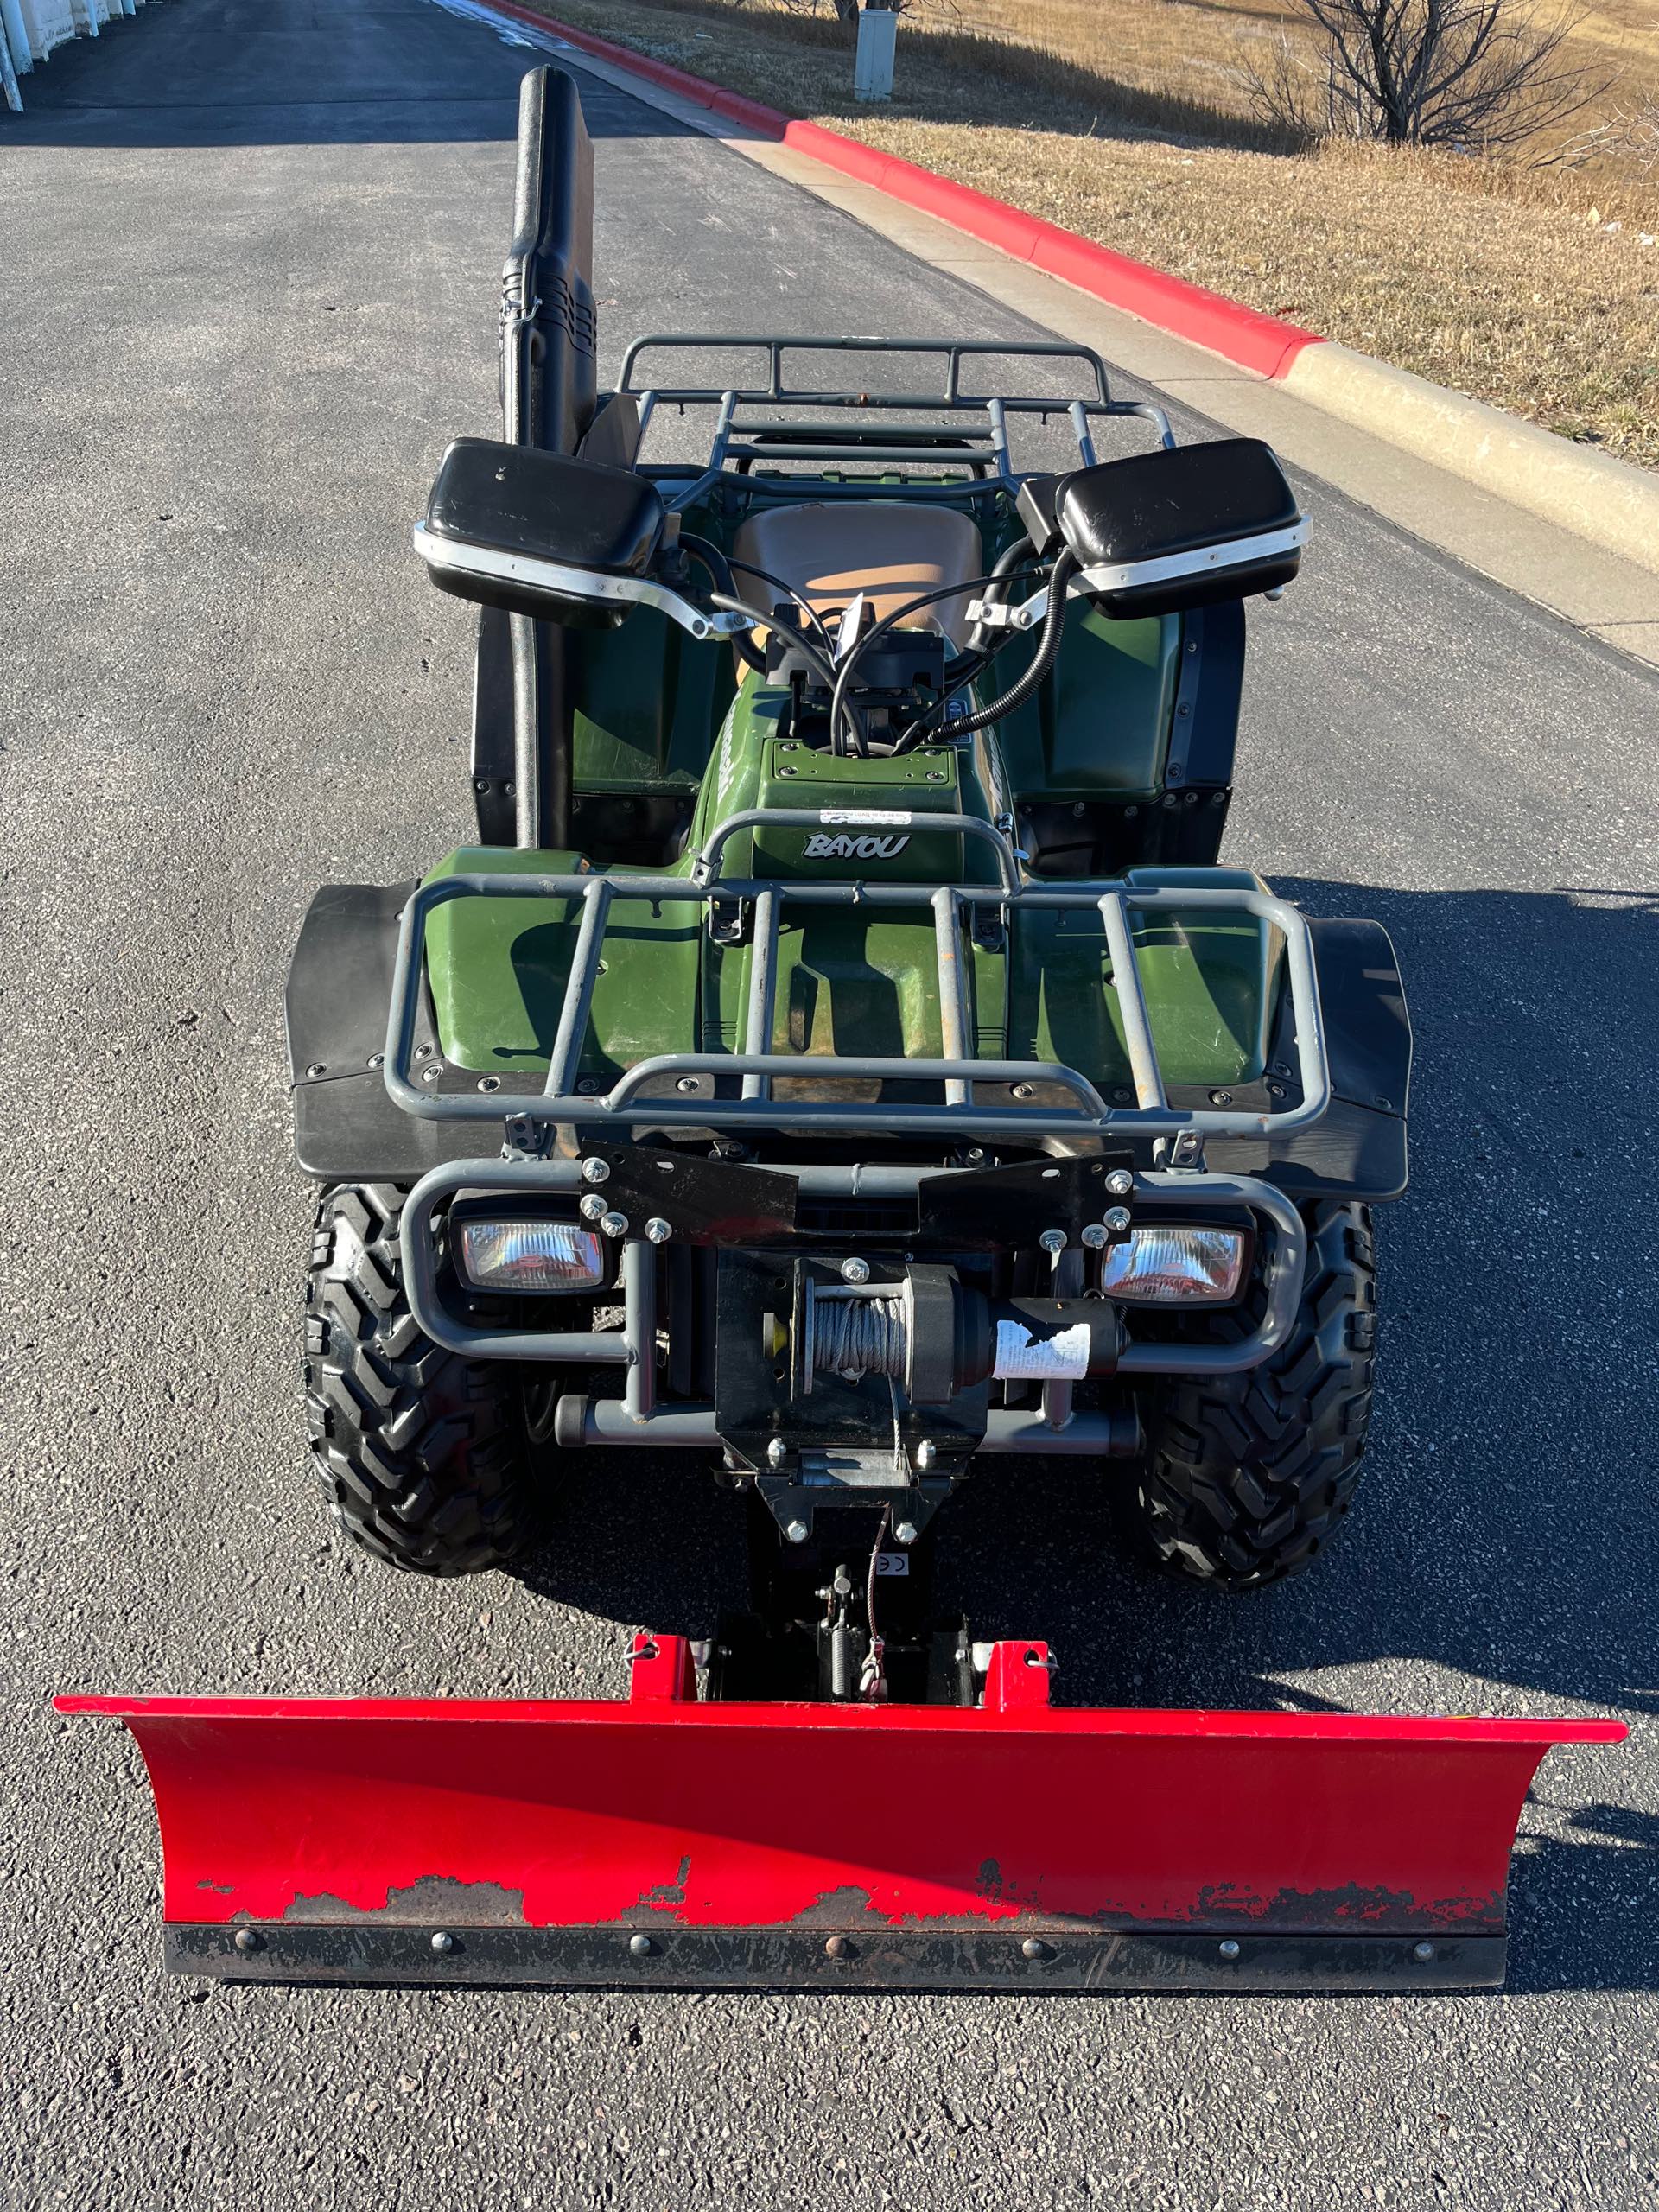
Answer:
xmin=1097 ymin=1225 xmax=1247 ymax=1305
xmin=458 ymin=1219 xmax=607 ymax=1294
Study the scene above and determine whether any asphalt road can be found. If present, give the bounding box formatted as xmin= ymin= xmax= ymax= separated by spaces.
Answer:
xmin=3 ymin=2 xmax=1656 ymax=2206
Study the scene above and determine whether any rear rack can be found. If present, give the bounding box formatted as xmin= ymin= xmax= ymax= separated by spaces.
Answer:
xmin=617 ymin=335 xmax=1175 ymax=509
xmin=384 ymin=810 xmax=1330 ymax=1145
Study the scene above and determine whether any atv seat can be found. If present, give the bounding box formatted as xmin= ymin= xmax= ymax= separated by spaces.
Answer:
xmin=732 ymin=501 xmax=984 ymax=645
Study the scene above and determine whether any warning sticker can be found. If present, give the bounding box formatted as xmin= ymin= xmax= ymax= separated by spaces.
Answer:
xmin=819 ymin=809 xmax=913 ymax=828
xmin=993 ymin=1319 xmax=1092 ymax=1382
xmin=874 ymin=1552 xmax=911 ymax=1578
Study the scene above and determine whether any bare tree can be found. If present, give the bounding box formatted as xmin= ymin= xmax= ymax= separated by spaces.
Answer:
xmin=1542 ymin=90 xmax=1659 ymax=174
xmin=1245 ymin=0 xmax=1604 ymax=153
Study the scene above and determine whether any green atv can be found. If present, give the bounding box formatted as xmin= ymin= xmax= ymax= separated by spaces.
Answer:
xmin=288 ymin=69 xmax=1406 ymax=1682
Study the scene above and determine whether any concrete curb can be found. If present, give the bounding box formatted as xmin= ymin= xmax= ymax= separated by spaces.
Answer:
xmin=779 ymin=119 xmax=1319 ymax=378
xmin=480 ymin=0 xmax=1659 ymax=575
xmin=1283 ymin=344 xmax=1659 ymax=569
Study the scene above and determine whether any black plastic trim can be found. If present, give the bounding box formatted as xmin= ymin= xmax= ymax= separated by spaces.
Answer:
xmin=1210 ymin=915 xmax=1412 ymax=1200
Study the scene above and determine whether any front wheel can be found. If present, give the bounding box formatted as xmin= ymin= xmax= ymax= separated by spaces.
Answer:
xmin=304 ymin=1183 xmax=535 ymax=1575
xmin=1124 ymin=1201 xmax=1377 ymax=1590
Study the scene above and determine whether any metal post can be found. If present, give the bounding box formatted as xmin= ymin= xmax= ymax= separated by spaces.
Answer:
xmin=508 ymin=613 xmax=543 ymax=849
xmin=931 ymin=887 xmax=972 ymax=1108
xmin=623 ymin=1241 xmax=656 ymax=1422
xmin=0 ymin=22 xmax=20 ymax=111
xmin=0 ymin=0 xmax=31 ymax=79
xmin=1041 ymin=1247 xmax=1085 ymax=1431
xmin=741 ymin=890 xmax=781 ymax=1102
xmin=544 ymin=879 xmax=613 ymax=1097
xmin=1098 ymin=894 xmax=1167 ymax=1112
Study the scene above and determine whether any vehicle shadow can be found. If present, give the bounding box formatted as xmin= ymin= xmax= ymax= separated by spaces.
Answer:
xmin=1505 ymin=1802 xmax=1659 ymax=1995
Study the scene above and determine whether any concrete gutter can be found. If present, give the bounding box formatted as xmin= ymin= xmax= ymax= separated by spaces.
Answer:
xmin=472 ymin=0 xmax=1659 ymax=582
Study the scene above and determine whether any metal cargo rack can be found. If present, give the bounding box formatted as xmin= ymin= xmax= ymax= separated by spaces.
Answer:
xmin=384 ymin=808 xmax=1330 ymax=1146
xmin=382 ymin=809 xmax=1331 ymax=1397
xmin=617 ymin=334 xmax=1177 ymax=509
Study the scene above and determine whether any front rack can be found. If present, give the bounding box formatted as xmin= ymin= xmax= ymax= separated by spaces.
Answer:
xmin=384 ymin=810 xmax=1331 ymax=1146
xmin=617 ymin=335 xmax=1175 ymax=509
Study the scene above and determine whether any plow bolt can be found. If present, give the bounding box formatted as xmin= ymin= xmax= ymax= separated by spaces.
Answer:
xmin=824 ymin=1936 xmax=853 ymax=1961
xmin=430 ymin=1930 xmax=455 ymax=1955
xmin=232 ymin=1927 xmax=260 ymax=1955
xmin=1020 ymin=1938 xmax=1051 ymax=1961
xmin=629 ymin=1934 xmax=654 ymax=1959
xmin=1414 ymin=1942 xmax=1436 ymax=1962
xmin=1217 ymin=1939 xmax=1241 ymax=1960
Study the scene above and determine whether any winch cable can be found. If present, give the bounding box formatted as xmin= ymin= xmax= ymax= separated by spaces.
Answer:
xmin=813 ymin=1291 xmax=906 ymax=1382
xmin=861 ymin=1504 xmax=892 ymax=1703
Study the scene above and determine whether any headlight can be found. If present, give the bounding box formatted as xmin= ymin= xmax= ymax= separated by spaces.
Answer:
xmin=1097 ymin=1225 xmax=1247 ymax=1305
xmin=458 ymin=1219 xmax=607 ymax=1294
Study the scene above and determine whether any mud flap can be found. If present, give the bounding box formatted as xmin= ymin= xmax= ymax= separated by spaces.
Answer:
xmin=57 ymin=1656 xmax=1621 ymax=1993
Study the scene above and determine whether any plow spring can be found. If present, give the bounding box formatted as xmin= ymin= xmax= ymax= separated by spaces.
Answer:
xmin=59 ymin=1651 xmax=1621 ymax=1993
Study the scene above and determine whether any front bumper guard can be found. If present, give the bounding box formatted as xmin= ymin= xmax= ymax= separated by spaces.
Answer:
xmin=402 ymin=1156 xmax=1307 ymax=1395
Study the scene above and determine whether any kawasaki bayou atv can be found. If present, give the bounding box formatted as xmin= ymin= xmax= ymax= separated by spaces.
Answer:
xmin=293 ymin=95 xmax=1398 ymax=1611
xmin=61 ymin=68 xmax=1619 ymax=1999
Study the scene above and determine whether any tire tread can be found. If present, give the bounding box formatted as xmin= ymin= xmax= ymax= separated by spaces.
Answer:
xmin=302 ymin=1183 xmax=529 ymax=1575
xmin=1130 ymin=1202 xmax=1376 ymax=1590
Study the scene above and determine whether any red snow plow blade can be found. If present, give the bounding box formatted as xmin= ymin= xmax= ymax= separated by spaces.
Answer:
xmin=57 ymin=1647 xmax=1621 ymax=1993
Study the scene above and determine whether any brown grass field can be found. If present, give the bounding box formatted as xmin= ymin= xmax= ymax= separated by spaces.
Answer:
xmin=519 ymin=0 xmax=1659 ymax=465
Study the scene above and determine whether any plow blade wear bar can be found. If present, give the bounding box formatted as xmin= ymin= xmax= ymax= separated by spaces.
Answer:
xmin=57 ymin=1672 xmax=1621 ymax=1993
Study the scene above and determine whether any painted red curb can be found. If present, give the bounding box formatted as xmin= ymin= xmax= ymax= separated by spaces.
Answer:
xmin=485 ymin=0 xmax=792 ymax=135
xmin=482 ymin=0 xmax=1324 ymax=379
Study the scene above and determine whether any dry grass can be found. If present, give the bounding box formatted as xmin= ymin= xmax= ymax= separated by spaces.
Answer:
xmin=524 ymin=0 xmax=1659 ymax=462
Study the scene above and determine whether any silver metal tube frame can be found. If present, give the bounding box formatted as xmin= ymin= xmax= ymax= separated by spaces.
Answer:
xmin=399 ymin=1158 xmax=1307 ymax=1385
xmin=383 ymin=855 xmax=1330 ymax=1147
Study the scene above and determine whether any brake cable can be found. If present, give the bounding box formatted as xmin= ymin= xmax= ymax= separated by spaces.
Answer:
xmin=904 ymin=549 xmax=1079 ymax=747
xmin=679 ymin=536 xmax=831 ymax=675
xmin=827 ymin=567 xmax=1027 ymax=759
